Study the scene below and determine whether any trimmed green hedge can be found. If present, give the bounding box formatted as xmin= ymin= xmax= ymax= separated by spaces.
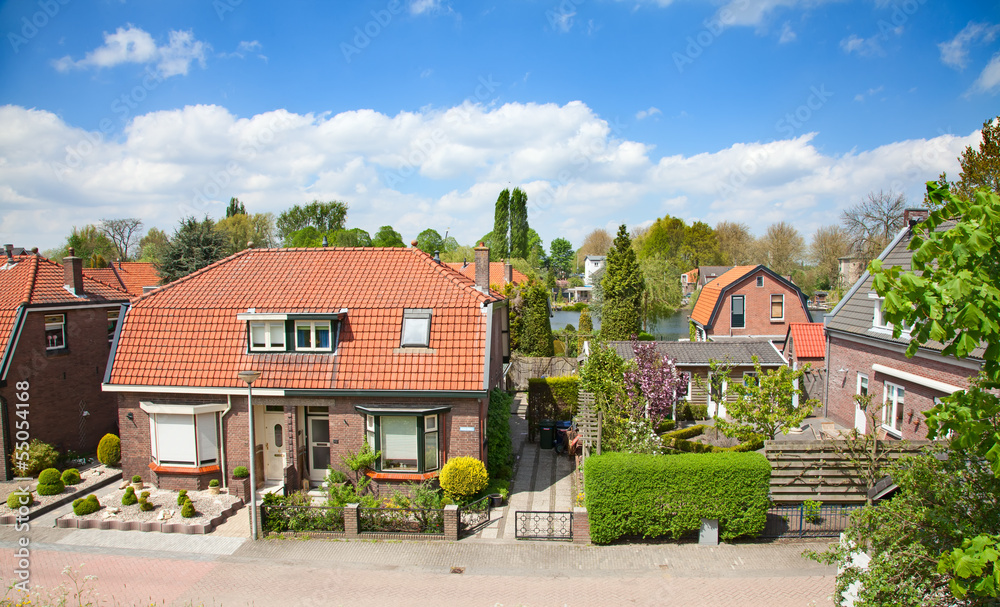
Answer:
xmin=661 ymin=425 xmax=764 ymax=453
xmin=527 ymin=376 xmax=580 ymax=440
xmin=677 ymin=402 xmax=709 ymax=421
xmin=662 ymin=424 xmax=709 ymax=441
xmin=585 ymin=451 xmax=771 ymax=544
xmin=486 ymin=390 xmax=514 ymax=480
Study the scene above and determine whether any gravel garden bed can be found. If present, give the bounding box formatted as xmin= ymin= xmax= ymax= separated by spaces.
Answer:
xmin=0 ymin=464 xmax=121 ymax=524
xmin=55 ymin=486 xmax=243 ymax=534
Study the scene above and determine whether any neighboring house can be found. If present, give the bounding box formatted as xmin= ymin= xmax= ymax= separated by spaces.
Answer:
xmin=697 ymin=266 xmax=733 ymax=289
xmin=680 ymin=269 xmax=698 ymax=296
xmin=104 ymin=244 xmax=509 ymax=492
xmin=583 ymin=256 xmax=605 ymax=286
xmin=445 ymin=261 xmax=527 ymax=289
xmin=0 ymin=247 xmax=130 ymax=479
xmin=824 ymin=209 xmax=982 ymax=440
xmin=608 ymin=340 xmax=787 ymax=419
xmin=689 ymin=265 xmax=813 ymax=342
xmin=566 ymin=286 xmax=592 ymax=303
xmin=782 ymin=322 xmax=826 ymax=401
xmin=837 ymin=257 xmax=865 ymax=290
xmin=83 ymin=261 xmax=161 ymax=298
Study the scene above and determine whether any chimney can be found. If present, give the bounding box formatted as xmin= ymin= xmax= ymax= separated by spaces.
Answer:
xmin=474 ymin=242 xmax=490 ymax=291
xmin=3 ymin=244 xmax=12 ymax=261
xmin=504 ymin=262 xmax=513 ymax=286
xmin=904 ymin=208 xmax=929 ymax=227
xmin=63 ymin=247 xmax=84 ymax=295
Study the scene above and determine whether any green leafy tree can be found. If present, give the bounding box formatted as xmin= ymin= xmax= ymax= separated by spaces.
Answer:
xmin=490 ymin=187 xmax=530 ymax=261
xmin=416 ymin=229 xmax=444 ymax=255
xmin=954 ymin=116 xmax=1000 ymax=201
xmin=549 ymin=237 xmax=574 ymax=277
xmin=225 ymin=197 xmax=246 ymax=218
xmin=639 ymin=256 xmax=682 ymax=326
xmin=48 ymin=225 xmax=117 ymax=265
xmin=576 ymin=229 xmax=613 ymax=272
xmin=711 ymin=357 xmax=817 ymax=442
xmin=520 ymin=282 xmax=554 ymax=356
xmin=600 ymin=225 xmax=645 ymax=340
xmin=491 ymin=189 xmax=510 ymax=260
xmin=157 ymin=217 xmax=228 ymax=283
xmin=372 ymin=225 xmax=405 ymax=247
xmin=509 ymin=187 xmax=529 ymax=259
xmin=276 ymin=200 xmax=348 ymax=245
xmin=138 ymin=227 xmax=170 ymax=263
xmin=215 ymin=212 xmax=276 ymax=254
xmin=330 ymin=228 xmax=372 ymax=247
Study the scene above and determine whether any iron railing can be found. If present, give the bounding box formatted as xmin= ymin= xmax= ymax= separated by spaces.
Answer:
xmin=459 ymin=496 xmax=492 ymax=536
xmin=515 ymin=510 xmax=573 ymax=540
xmin=358 ymin=506 xmax=444 ymax=534
xmin=762 ymin=504 xmax=860 ymax=538
xmin=260 ymin=504 xmax=345 ymax=535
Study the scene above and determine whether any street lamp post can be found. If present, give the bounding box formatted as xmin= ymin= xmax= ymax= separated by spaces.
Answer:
xmin=237 ymin=370 xmax=262 ymax=540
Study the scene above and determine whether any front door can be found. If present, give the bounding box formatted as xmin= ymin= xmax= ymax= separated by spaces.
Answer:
xmin=308 ymin=416 xmax=331 ymax=482
xmin=263 ymin=409 xmax=285 ymax=481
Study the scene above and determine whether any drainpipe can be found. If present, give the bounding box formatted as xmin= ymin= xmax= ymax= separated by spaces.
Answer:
xmin=220 ymin=395 xmax=232 ymax=489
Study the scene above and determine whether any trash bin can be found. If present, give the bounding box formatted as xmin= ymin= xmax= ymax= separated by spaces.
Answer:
xmin=540 ymin=420 xmax=554 ymax=449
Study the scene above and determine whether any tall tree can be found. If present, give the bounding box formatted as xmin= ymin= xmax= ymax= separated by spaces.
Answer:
xmin=98 ymin=218 xmax=143 ymax=261
xmin=576 ymin=228 xmax=613 ymax=271
xmin=714 ymin=221 xmax=756 ymax=265
xmin=639 ymin=256 xmax=682 ymax=326
xmin=157 ymin=217 xmax=228 ymax=283
xmin=520 ymin=282 xmax=554 ymax=356
xmin=491 ymin=189 xmax=510 ymax=260
xmin=548 ymin=238 xmax=574 ymax=276
xmin=46 ymin=225 xmax=117 ymax=265
xmin=225 ymin=197 xmax=246 ymax=218
xmin=760 ymin=221 xmax=805 ymax=276
xmin=810 ymin=225 xmax=851 ymax=290
xmin=954 ymin=116 xmax=1000 ymax=200
xmin=138 ymin=227 xmax=170 ymax=263
xmin=371 ymin=225 xmax=405 ymax=247
xmin=678 ymin=220 xmax=722 ymax=268
xmin=276 ymin=200 xmax=349 ymax=245
xmin=635 ymin=215 xmax=687 ymax=261
xmin=330 ymin=228 xmax=372 ymax=247
xmin=509 ymin=187 xmax=529 ymax=259
xmin=600 ymin=225 xmax=645 ymax=340
xmin=416 ymin=228 xmax=444 ymax=254
xmin=215 ymin=212 xmax=276 ymax=254
xmin=841 ymin=190 xmax=906 ymax=265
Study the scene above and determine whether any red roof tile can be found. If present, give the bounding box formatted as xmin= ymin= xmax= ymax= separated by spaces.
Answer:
xmin=84 ymin=262 xmax=160 ymax=298
xmin=786 ymin=322 xmax=825 ymax=359
xmin=682 ymin=268 xmax=698 ymax=283
xmin=109 ymin=248 xmax=501 ymax=391
xmin=690 ymin=265 xmax=758 ymax=326
xmin=445 ymin=262 xmax=528 ymax=287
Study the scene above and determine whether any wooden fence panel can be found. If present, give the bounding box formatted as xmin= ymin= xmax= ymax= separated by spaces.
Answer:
xmin=508 ymin=356 xmax=578 ymax=391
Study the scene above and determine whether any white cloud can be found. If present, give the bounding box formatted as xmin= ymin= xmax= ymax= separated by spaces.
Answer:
xmin=635 ymin=107 xmax=662 ymax=120
xmin=551 ymin=10 xmax=575 ymax=33
xmin=0 ymin=102 xmax=978 ymax=255
xmin=778 ymin=21 xmax=796 ymax=43
xmin=420 ymin=68 xmax=433 ymax=78
xmin=410 ymin=0 xmax=441 ymax=15
xmin=221 ymin=40 xmax=267 ymax=62
xmin=853 ymin=86 xmax=884 ymax=102
xmin=939 ymin=21 xmax=1000 ymax=70
xmin=839 ymin=29 xmax=900 ymax=58
xmin=970 ymin=52 xmax=1000 ymax=95
xmin=53 ymin=25 xmax=208 ymax=78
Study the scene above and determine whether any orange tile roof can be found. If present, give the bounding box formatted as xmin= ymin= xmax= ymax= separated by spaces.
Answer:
xmin=109 ymin=248 xmax=502 ymax=392
xmin=0 ymin=254 xmax=130 ymax=361
xmin=682 ymin=268 xmax=698 ymax=283
xmin=445 ymin=262 xmax=528 ymax=286
xmin=84 ymin=262 xmax=160 ymax=298
xmin=786 ymin=322 xmax=825 ymax=359
xmin=690 ymin=265 xmax=758 ymax=326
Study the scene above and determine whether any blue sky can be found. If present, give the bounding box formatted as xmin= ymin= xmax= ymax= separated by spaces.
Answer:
xmin=1 ymin=0 xmax=998 ymax=254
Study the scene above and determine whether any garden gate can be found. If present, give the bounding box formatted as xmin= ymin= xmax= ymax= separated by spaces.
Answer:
xmin=514 ymin=510 xmax=574 ymax=540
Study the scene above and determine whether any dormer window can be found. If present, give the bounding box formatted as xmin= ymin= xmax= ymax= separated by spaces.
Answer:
xmin=250 ymin=321 xmax=286 ymax=351
xmin=295 ymin=320 xmax=332 ymax=351
xmin=401 ymin=309 xmax=432 ymax=347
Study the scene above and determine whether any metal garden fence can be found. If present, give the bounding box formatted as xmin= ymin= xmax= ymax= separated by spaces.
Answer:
xmin=260 ymin=504 xmax=345 ymax=535
xmin=358 ymin=505 xmax=444 ymax=534
xmin=515 ymin=510 xmax=573 ymax=540
xmin=761 ymin=503 xmax=860 ymax=538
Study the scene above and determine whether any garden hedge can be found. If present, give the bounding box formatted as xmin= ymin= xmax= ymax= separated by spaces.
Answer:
xmin=677 ymin=402 xmax=709 ymax=421
xmin=97 ymin=434 xmax=120 ymax=467
xmin=486 ymin=389 xmax=513 ymax=480
xmin=661 ymin=425 xmax=764 ymax=453
xmin=527 ymin=376 xmax=580 ymax=440
xmin=584 ymin=451 xmax=771 ymax=544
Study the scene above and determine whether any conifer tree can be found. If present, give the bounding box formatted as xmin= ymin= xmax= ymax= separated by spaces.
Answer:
xmin=491 ymin=189 xmax=510 ymax=260
xmin=600 ymin=225 xmax=644 ymax=340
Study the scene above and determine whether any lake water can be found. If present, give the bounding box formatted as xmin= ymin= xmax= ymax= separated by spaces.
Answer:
xmin=549 ymin=308 xmax=691 ymax=341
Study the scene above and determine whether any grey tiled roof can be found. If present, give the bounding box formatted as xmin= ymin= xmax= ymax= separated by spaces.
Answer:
xmin=697 ymin=266 xmax=732 ymax=285
xmin=607 ymin=340 xmax=786 ymax=366
xmin=826 ymin=221 xmax=985 ymax=359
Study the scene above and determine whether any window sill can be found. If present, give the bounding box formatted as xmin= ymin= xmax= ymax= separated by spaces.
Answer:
xmin=770 ymin=318 xmax=784 ymax=323
xmin=880 ymin=425 xmax=902 ymax=439
xmin=365 ymin=470 xmax=439 ymax=481
xmin=149 ymin=463 xmax=221 ymax=475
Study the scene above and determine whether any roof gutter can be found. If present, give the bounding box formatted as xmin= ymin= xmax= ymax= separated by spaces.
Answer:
xmin=103 ymin=302 xmax=130 ymax=385
xmin=287 ymin=389 xmax=488 ymax=399
xmin=0 ymin=305 xmax=27 ymax=383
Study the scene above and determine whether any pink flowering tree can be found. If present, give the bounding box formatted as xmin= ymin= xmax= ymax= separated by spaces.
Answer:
xmin=622 ymin=337 xmax=688 ymax=428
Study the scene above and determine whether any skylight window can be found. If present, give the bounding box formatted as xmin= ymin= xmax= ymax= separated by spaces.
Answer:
xmin=401 ymin=309 xmax=432 ymax=347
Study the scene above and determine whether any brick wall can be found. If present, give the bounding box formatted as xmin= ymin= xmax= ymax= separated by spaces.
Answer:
xmin=0 ymin=306 xmax=121 ymax=479
xmin=707 ymin=270 xmax=811 ymax=338
xmin=826 ymin=333 xmax=979 ymax=440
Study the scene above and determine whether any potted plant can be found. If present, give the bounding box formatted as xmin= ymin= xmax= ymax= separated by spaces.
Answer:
xmin=231 ymin=466 xmax=251 ymax=501
xmin=208 ymin=479 xmax=220 ymax=495
xmin=131 ymin=474 xmax=143 ymax=491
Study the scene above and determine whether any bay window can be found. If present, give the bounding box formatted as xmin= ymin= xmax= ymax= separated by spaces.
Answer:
xmin=357 ymin=405 xmax=447 ymax=474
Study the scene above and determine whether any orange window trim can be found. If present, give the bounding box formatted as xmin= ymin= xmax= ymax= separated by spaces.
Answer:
xmin=148 ymin=463 xmax=220 ymax=475
xmin=365 ymin=470 xmax=440 ymax=481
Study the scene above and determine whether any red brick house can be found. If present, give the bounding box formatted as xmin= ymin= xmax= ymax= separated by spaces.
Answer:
xmin=680 ymin=268 xmax=698 ymax=296
xmin=103 ymin=244 xmax=508 ymax=492
xmin=782 ymin=322 xmax=826 ymax=401
xmin=83 ymin=261 xmax=160 ymax=298
xmin=690 ymin=265 xmax=812 ymax=341
xmin=824 ymin=210 xmax=981 ymax=440
xmin=0 ymin=247 xmax=130 ymax=479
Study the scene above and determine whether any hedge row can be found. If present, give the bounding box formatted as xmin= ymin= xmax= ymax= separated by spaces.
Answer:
xmin=661 ymin=424 xmax=764 ymax=453
xmin=527 ymin=377 xmax=580 ymax=440
xmin=486 ymin=389 xmax=514 ymax=480
xmin=584 ymin=451 xmax=771 ymax=544
xmin=677 ymin=403 xmax=709 ymax=421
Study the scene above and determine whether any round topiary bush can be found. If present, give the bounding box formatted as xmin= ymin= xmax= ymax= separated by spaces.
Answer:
xmin=61 ymin=468 xmax=81 ymax=485
xmin=131 ymin=474 xmax=143 ymax=484
xmin=97 ymin=434 xmax=121 ymax=467
xmin=10 ymin=439 xmax=60 ymax=477
xmin=138 ymin=497 xmax=154 ymax=512
xmin=121 ymin=486 xmax=138 ymax=506
xmin=140 ymin=490 xmax=150 ymax=499
xmin=181 ymin=499 xmax=195 ymax=518
xmin=6 ymin=490 xmax=33 ymax=509
xmin=72 ymin=494 xmax=101 ymax=516
xmin=177 ymin=489 xmax=188 ymax=505
xmin=232 ymin=466 xmax=249 ymax=479
xmin=38 ymin=468 xmax=61 ymax=485
xmin=36 ymin=479 xmax=64 ymax=496
xmin=208 ymin=479 xmax=219 ymax=488
xmin=439 ymin=456 xmax=489 ymax=499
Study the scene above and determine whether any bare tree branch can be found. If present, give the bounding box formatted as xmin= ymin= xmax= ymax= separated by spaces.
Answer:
xmin=98 ymin=218 xmax=144 ymax=261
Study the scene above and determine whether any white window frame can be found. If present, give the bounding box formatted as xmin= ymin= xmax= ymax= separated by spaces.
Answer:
xmin=770 ymin=293 xmax=784 ymax=321
xmin=295 ymin=320 xmax=333 ymax=352
xmin=730 ymin=295 xmax=745 ymax=329
xmin=45 ymin=313 xmax=66 ymax=351
xmin=141 ymin=402 xmax=224 ymax=468
xmin=366 ymin=412 xmax=441 ymax=473
xmin=882 ymin=381 xmax=905 ymax=437
xmin=249 ymin=320 xmax=286 ymax=352
xmin=857 ymin=372 xmax=869 ymax=396
xmin=401 ymin=309 xmax=432 ymax=348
